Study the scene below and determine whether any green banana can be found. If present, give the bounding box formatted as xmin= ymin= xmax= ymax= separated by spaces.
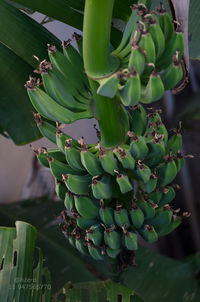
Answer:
xmin=159 ymin=186 xmax=176 ymax=207
xmin=34 ymin=113 xmax=57 ymax=144
xmin=141 ymin=68 xmax=165 ymax=104
xmin=47 ymin=148 xmax=66 ymax=162
xmin=114 ymin=205 xmax=130 ymax=228
xmin=62 ymin=39 xmax=90 ymax=90
xmin=122 ymin=226 xmax=138 ymax=250
xmin=86 ymin=224 xmax=103 ymax=246
xmin=91 ymin=174 xmax=113 ymax=199
xmin=112 ymin=6 xmax=139 ymax=55
xmin=148 ymin=189 xmax=163 ymax=205
xmin=120 ymin=69 xmax=141 ymax=107
xmin=146 ymin=111 xmax=168 ymax=144
xmin=148 ymin=16 xmax=165 ymax=59
xmin=27 ymin=81 xmax=92 ymax=124
xmin=77 ymin=217 xmax=97 ymax=230
xmin=48 ymin=157 xmax=78 ymax=180
xmin=129 ymin=105 xmax=147 ymax=136
xmin=64 ymin=191 xmax=75 ymax=211
xmin=114 ymin=170 xmax=133 ymax=194
xmin=106 ymin=247 xmax=121 ymax=259
xmin=174 ymin=151 xmax=185 ymax=172
xmin=133 ymin=161 xmax=151 ymax=184
xmin=72 ymin=32 xmax=83 ymax=57
xmin=128 ymin=132 xmax=148 ymax=160
xmin=156 ymin=29 xmax=184 ymax=71
xmin=139 ymin=173 xmax=158 ymax=193
xmin=35 ymin=147 xmax=49 ymax=168
xmin=157 ymin=3 xmax=174 ymax=44
xmin=65 ymin=139 xmax=85 ymax=172
xmin=166 ymin=126 xmax=182 ymax=155
xmin=128 ymin=33 xmax=146 ymax=75
xmin=161 ymin=51 xmax=183 ymax=90
xmin=146 ymin=205 xmax=173 ymax=227
xmin=41 ymin=69 xmax=90 ymax=111
xmin=56 ymin=128 xmax=80 ymax=153
xmin=138 ymin=199 xmax=157 ymax=219
xmin=156 ymin=156 xmax=177 ymax=187
xmin=113 ymin=146 xmax=135 ymax=171
xmin=144 ymin=137 xmax=165 ymax=167
xmin=63 ymin=173 xmax=92 ymax=195
xmin=129 ymin=202 xmax=144 ymax=229
xmin=99 ymin=148 xmax=119 ymax=176
xmin=74 ymin=195 xmax=99 ymax=219
xmin=99 ymin=201 xmax=115 ymax=228
xmin=75 ymin=237 xmax=88 ymax=255
xmin=68 ymin=235 xmax=76 ymax=248
xmin=97 ymin=73 xmax=121 ymax=98
xmin=155 ymin=215 xmax=181 ymax=237
xmin=138 ymin=224 xmax=158 ymax=243
xmin=55 ymin=180 xmax=67 ymax=201
xmin=104 ymin=225 xmax=121 ymax=250
xmin=87 ymin=242 xmax=105 ymax=260
xmin=138 ymin=23 xmax=156 ymax=65
xmin=47 ymin=45 xmax=88 ymax=99
xmin=80 ymin=139 xmax=103 ymax=176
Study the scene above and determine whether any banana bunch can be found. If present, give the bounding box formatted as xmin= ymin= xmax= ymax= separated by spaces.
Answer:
xmin=33 ymin=105 xmax=191 ymax=262
xmin=97 ymin=2 xmax=184 ymax=105
xmin=25 ymin=3 xmax=190 ymax=265
xmin=25 ymin=35 xmax=93 ymax=125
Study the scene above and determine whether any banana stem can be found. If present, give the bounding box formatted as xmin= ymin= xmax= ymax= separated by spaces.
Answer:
xmin=83 ymin=0 xmax=128 ymax=148
xmin=89 ymin=80 xmax=124 ymax=148
xmin=83 ymin=0 xmax=119 ymax=78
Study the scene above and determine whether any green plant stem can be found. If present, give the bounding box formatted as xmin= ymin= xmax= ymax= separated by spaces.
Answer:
xmin=83 ymin=0 xmax=119 ymax=78
xmin=89 ymin=79 xmax=124 ymax=148
xmin=83 ymin=0 xmax=128 ymax=148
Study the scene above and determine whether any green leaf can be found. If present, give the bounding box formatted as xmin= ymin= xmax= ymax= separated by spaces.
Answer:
xmin=0 ymin=197 xmax=99 ymax=294
xmin=7 ymin=0 xmax=84 ymax=32
xmin=0 ymin=221 xmax=51 ymax=302
xmin=53 ymin=280 xmax=144 ymax=302
xmin=0 ymin=42 xmax=41 ymax=145
xmin=0 ymin=0 xmax=61 ymax=67
xmin=0 ymin=0 xmax=63 ymax=144
xmin=124 ymin=246 xmax=200 ymax=302
xmin=5 ymin=0 xmax=35 ymax=14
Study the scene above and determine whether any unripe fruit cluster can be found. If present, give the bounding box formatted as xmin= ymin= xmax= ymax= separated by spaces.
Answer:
xmin=34 ymin=106 xmax=189 ymax=261
xmin=25 ymin=2 xmax=190 ymax=262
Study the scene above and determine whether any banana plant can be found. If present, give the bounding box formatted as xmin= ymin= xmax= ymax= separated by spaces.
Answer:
xmin=1 ymin=0 xmax=200 ymax=300
xmin=21 ymin=0 xmax=194 ymax=280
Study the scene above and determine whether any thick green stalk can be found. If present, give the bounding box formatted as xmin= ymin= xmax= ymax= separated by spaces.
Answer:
xmin=89 ymin=80 xmax=124 ymax=148
xmin=83 ymin=0 xmax=119 ymax=78
xmin=83 ymin=0 xmax=128 ymax=148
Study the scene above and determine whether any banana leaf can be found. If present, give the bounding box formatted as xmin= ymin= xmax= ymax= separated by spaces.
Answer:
xmin=53 ymin=280 xmax=144 ymax=302
xmin=0 ymin=43 xmax=41 ymax=145
xmin=0 ymin=221 xmax=51 ymax=302
xmin=0 ymin=0 xmax=61 ymax=144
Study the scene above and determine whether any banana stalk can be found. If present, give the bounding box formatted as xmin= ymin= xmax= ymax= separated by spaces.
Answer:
xmin=83 ymin=0 xmax=128 ymax=148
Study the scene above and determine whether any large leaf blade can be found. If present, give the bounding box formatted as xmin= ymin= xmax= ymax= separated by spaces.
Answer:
xmin=0 ymin=221 xmax=51 ymax=302
xmin=124 ymin=246 xmax=200 ymax=302
xmin=5 ymin=0 xmax=84 ymax=32
xmin=0 ymin=42 xmax=41 ymax=145
xmin=0 ymin=0 xmax=61 ymax=67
